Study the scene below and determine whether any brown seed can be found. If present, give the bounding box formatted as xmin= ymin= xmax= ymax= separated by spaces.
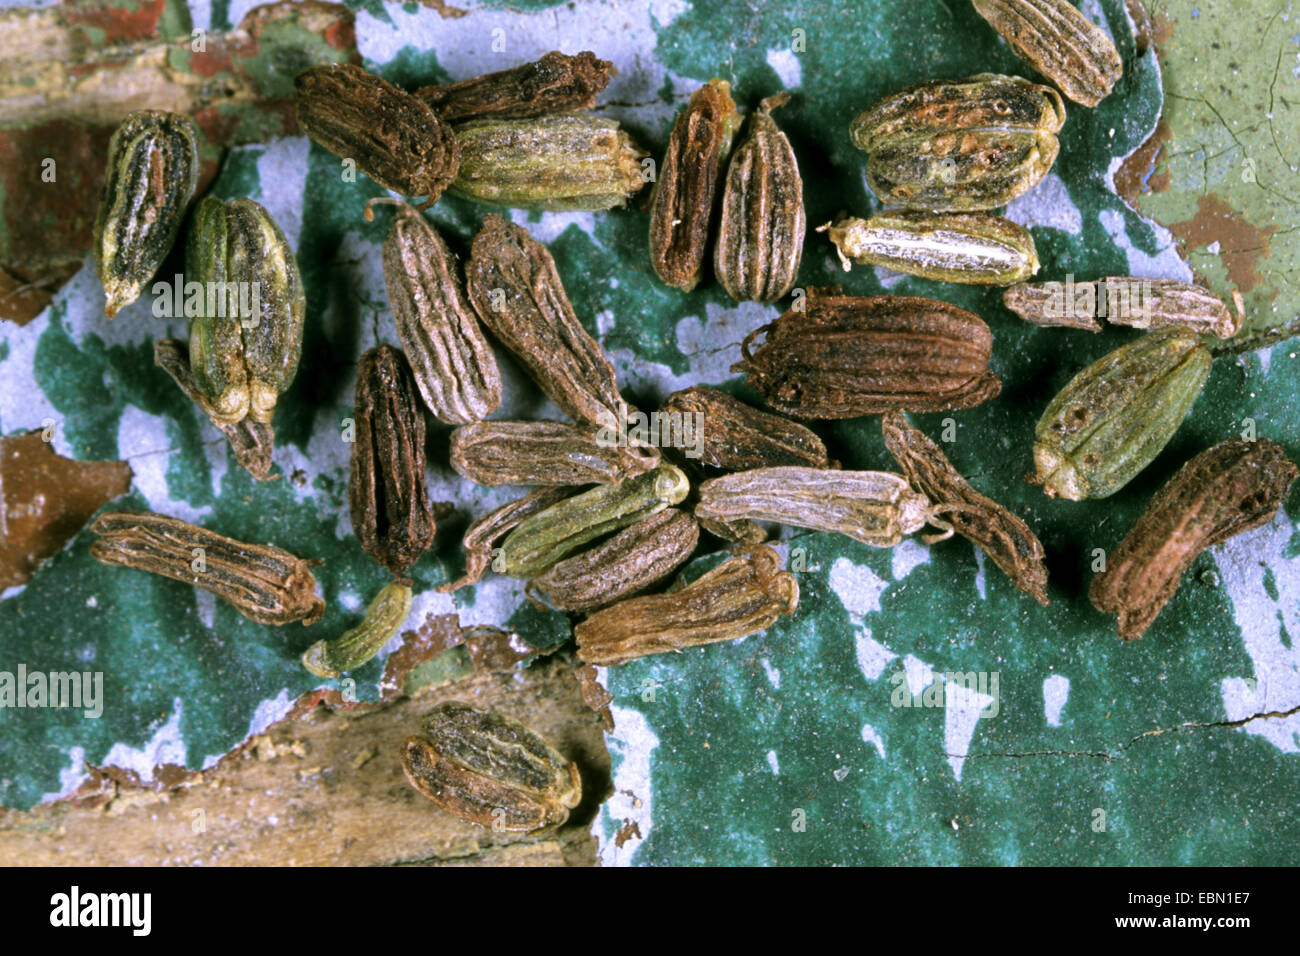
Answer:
xmin=401 ymin=701 xmax=581 ymax=832
xmin=437 ymin=487 xmax=572 ymax=593
xmin=350 ymin=345 xmax=436 ymax=578
xmin=465 ymin=215 xmax=627 ymax=429
xmin=714 ymin=92 xmax=806 ymax=302
xmin=649 ymin=79 xmax=742 ymax=291
xmin=575 ymin=546 xmax=799 ymax=666
xmin=367 ymin=198 xmax=501 ymax=424
xmin=659 ymin=386 xmax=831 ymax=472
xmin=733 ymin=293 xmax=1001 ymax=418
xmin=882 ymin=411 xmax=1049 ymax=605
xmin=89 ymin=511 xmax=324 ymax=627
xmin=528 ymin=508 xmax=700 ymax=612
xmin=1089 ymin=438 xmax=1298 ymax=640
xmin=1003 ymin=277 xmax=1244 ymax=339
xmin=970 ymin=0 xmax=1123 ymax=107
xmin=414 ymin=50 xmax=613 ymax=122
xmin=296 ymin=63 xmax=460 ymax=210
xmin=450 ymin=420 xmax=659 ymax=487
xmin=696 ymin=514 xmax=769 ymax=545
xmin=696 ymin=467 xmax=941 ymax=548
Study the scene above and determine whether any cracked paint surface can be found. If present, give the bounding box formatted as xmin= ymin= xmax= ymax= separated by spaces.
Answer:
xmin=1 ymin=0 xmax=1298 ymax=865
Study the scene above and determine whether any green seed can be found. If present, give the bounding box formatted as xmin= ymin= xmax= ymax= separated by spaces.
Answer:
xmin=498 ymin=464 xmax=690 ymax=577
xmin=301 ymin=580 xmax=413 ymax=678
xmin=1031 ymin=328 xmax=1212 ymax=500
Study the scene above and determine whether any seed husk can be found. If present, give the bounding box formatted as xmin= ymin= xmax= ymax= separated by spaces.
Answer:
xmin=528 ymin=508 xmax=700 ymax=612
xmin=733 ymin=293 xmax=1001 ymax=418
xmin=575 ymin=546 xmax=799 ymax=666
xmin=882 ymin=411 xmax=1049 ymax=604
xmin=649 ymin=79 xmax=742 ymax=291
xmin=89 ymin=511 xmax=324 ymax=627
xmin=971 ymin=0 xmax=1123 ymax=107
xmin=1089 ymin=438 xmax=1297 ymax=640
xmin=449 ymin=115 xmax=648 ymax=211
xmin=497 ymin=464 xmax=691 ymax=577
xmin=95 ymin=110 xmax=200 ymax=319
xmin=367 ymin=198 xmax=501 ymax=425
xmin=401 ymin=701 xmax=581 ymax=832
xmin=851 ymin=73 xmax=1065 ymax=211
xmin=301 ymin=579 xmax=413 ymax=678
xmin=1031 ymin=328 xmax=1212 ymax=500
xmin=296 ymin=63 xmax=460 ymax=209
xmin=415 ymin=50 xmax=613 ymax=122
xmin=450 ymin=420 xmax=659 ymax=487
xmin=821 ymin=210 xmax=1039 ymax=285
xmin=713 ymin=92 xmax=805 ymax=302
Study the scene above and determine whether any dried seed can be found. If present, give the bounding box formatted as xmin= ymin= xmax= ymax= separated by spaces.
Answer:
xmin=301 ymin=579 xmax=412 ymax=678
xmin=659 ymin=386 xmax=831 ymax=472
xmin=415 ymin=50 xmax=613 ymax=122
xmin=971 ymin=0 xmax=1123 ymax=107
xmin=851 ymin=74 xmax=1065 ymax=211
xmin=1031 ymin=328 xmax=1212 ymax=500
xmin=449 ymin=115 xmax=648 ymax=211
xmin=366 ymin=198 xmax=501 ymax=424
xmin=1089 ymin=438 xmax=1297 ymax=640
xmin=155 ymin=338 xmax=275 ymax=481
xmin=733 ymin=293 xmax=1001 ymax=418
xmin=450 ymin=420 xmax=659 ymax=487
xmin=696 ymin=466 xmax=943 ymax=548
xmin=697 ymin=514 xmax=769 ymax=544
xmin=498 ymin=464 xmax=691 ymax=577
xmin=401 ymin=701 xmax=581 ymax=832
xmin=882 ymin=411 xmax=1049 ymax=604
xmin=89 ymin=511 xmax=324 ymax=626
xmin=185 ymin=197 xmax=306 ymax=426
xmin=820 ymin=210 xmax=1039 ymax=285
xmin=95 ymin=110 xmax=200 ymax=318
xmin=1003 ymin=277 xmax=1244 ymax=339
xmin=528 ymin=508 xmax=700 ymax=612
xmin=465 ymin=215 xmax=626 ymax=429
xmin=438 ymin=487 xmax=572 ymax=593
xmin=351 ymin=345 xmax=436 ymax=577
xmin=296 ymin=63 xmax=460 ymax=209
xmin=575 ymin=546 xmax=799 ymax=666
xmin=714 ymin=92 xmax=806 ymax=302
xmin=649 ymin=79 xmax=742 ymax=291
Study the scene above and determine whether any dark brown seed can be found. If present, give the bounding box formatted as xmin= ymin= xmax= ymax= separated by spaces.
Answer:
xmin=350 ymin=345 xmax=436 ymax=577
xmin=660 ymin=386 xmax=830 ymax=472
xmin=401 ymin=701 xmax=581 ymax=832
xmin=714 ymin=92 xmax=805 ymax=302
xmin=437 ymin=487 xmax=572 ymax=593
xmin=450 ymin=420 xmax=659 ymax=487
xmin=89 ymin=511 xmax=324 ymax=627
xmin=882 ymin=411 xmax=1049 ymax=605
xmin=465 ymin=215 xmax=626 ymax=429
xmin=649 ymin=79 xmax=741 ymax=291
xmin=575 ymin=546 xmax=799 ymax=666
xmin=414 ymin=50 xmax=613 ymax=122
xmin=1089 ymin=438 xmax=1298 ymax=640
xmin=528 ymin=508 xmax=700 ymax=612
xmin=732 ymin=293 xmax=1001 ymax=418
xmin=296 ymin=63 xmax=460 ymax=210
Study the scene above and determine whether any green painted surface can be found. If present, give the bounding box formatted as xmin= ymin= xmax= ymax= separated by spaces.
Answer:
xmin=1 ymin=0 xmax=1297 ymax=865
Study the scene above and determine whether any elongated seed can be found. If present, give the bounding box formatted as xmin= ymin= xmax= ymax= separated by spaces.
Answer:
xmin=450 ymin=420 xmax=659 ymax=486
xmin=301 ymin=580 xmax=412 ymax=678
